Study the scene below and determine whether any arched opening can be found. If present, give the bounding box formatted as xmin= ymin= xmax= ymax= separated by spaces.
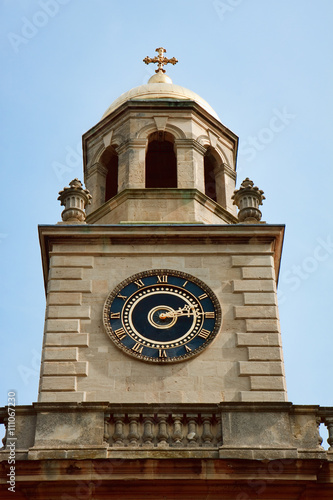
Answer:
xmin=145 ymin=131 xmax=177 ymax=188
xmin=101 ymin=147 xmax=118 ymax=202
xmin=204 ymin=148 xmax=218 ymax=202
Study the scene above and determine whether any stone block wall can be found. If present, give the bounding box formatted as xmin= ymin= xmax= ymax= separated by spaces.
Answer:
xmin=38 ymin=224 xmax=287 ymax=404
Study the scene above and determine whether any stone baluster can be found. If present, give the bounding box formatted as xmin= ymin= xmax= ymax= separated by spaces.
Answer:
xmin=157 ymin=414 xmax=169 ymax=448
xmin=202 ymin=414 xmax=214 ymax=447
xmin=2 ymin=417 xmax=8 ymax=448
xmin=128 ymin=414 xmax=140 ymax=447
xmin=216 ymin=414 xmax=223 ymax=446
xmin=103 ymin=413 xmax=110 ymax=444
xmin=113 ymin=414 xmax=125 ymax=447
xmin=172 ymin=414 xmax=183 ymax=447
xmin=186 ymin=414 xmax=198 ymax=447
xmin=316 ymin=417 xmax=323 ymax=447
xmin=325 ymin=418 xmax=333 ymax=451
xmin=142 ymin=414 xmax=154 ymax=448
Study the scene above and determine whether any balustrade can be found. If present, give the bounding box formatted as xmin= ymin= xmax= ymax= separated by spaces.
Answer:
xmin=106 ymin=409 xmax=221 ymax=449
xmin=1 ymin=404 xmax=332 ymax=456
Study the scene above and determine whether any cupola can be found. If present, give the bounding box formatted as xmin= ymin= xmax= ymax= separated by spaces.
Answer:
xmin=83 ymin=48 xmax=239 ymax=224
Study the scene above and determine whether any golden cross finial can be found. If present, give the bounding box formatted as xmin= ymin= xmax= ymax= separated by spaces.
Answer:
xmin=143 ymin=47 xmax=178 ymax=73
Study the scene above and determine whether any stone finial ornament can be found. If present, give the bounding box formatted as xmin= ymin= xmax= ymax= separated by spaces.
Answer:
xmin=232 ymin=178 xmax=265 ymax=223
xmin=57 ymin=178 xmax=92 ymax=224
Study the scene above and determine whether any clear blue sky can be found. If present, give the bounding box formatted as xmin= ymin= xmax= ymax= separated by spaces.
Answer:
xmin=1 ymin=0 xmax=332 ymax=422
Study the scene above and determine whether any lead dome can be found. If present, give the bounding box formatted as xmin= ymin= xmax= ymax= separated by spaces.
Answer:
xmin=102 ymin=72 xmax=220 ymax=121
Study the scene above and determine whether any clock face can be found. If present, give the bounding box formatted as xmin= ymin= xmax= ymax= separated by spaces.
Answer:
xmin=103 ymin=269 xmax=221 ymax=363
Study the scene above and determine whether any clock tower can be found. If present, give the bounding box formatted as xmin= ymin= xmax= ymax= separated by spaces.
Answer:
xmin=1 ymin=49 xmax=332 ymax=499
xmin=38 ymin=48 xmax=287 ymax=406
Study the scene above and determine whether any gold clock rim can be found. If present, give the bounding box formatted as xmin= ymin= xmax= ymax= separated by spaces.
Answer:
xmin=103 ymin=269 xmax=222 ymax=364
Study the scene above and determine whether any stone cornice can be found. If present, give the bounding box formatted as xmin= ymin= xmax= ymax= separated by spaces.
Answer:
xmin=83 ymin=100 xmax=238 ymax=152
xmin=2 ymin=401 xmax=325 ymax=419
xmin=38 ymin=220 xmax=285 ymax=292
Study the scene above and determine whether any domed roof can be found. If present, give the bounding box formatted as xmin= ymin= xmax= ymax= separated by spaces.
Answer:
xmin=102 ymin=72 xmax=219 ymax=120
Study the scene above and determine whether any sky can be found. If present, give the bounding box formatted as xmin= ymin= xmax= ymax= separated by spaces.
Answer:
xmin=0 ymin=0 xmax=332 ymax=436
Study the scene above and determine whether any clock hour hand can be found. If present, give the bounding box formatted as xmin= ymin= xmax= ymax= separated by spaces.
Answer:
xmin=160 ymin=305 xmax=200 ymax=319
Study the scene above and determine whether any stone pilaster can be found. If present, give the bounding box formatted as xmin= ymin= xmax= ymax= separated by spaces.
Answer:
xmin=175 ymin=139 xmax=206 ymax=192
xmin=117 ymin=139 xmax=147 ymax=191
xmin=85 ymin=164 xmax=108 ymax=214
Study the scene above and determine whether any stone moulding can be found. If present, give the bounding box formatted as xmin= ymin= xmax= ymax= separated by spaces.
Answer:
xmin=0 ymin=457 xmax=332 ymax=499
xmin=38 ymin=223 xmax=285 ymax=291
xmin=82 ymin=100 xmax=238 ymax=156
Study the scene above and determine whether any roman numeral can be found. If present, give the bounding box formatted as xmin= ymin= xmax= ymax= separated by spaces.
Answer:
xmin=198 ymin=293 xmax=208 ymax=300
xmin=205 ymin=311 xmax=215 ymax=319
xmin=159 ymin=349 xmax=167 ymax=358
xmin=157 ymin=275 xmax=168 ymax=283
xmin=114 ymin=328 xmax=126 ymax=340
xmin=134 ymin=279 xmax=144 ymax=288
xmin=110 ymin=312 xmax=120 ymax=319
xmin=184 ymin=345 xmax=192 ymax=353
xmin=182 ymin=280 xmax=188 ymax=288
xmin=117 ymin=293 xmax=127 ymax=300
xmin=198 ymin=328 xmax=211 ymax=339
xmin=132 ymin=343 xmax=143 ymax=353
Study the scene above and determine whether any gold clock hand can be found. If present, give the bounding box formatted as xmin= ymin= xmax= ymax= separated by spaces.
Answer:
xmin=160 ymin=306 xmax=200 ymax=319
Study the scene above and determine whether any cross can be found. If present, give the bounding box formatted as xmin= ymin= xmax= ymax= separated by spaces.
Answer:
xmin=143 ymin=47 xmax=178 ymax=73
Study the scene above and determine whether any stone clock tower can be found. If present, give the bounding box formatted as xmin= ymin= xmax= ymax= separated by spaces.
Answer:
xmin=39 ymin=47 xmax=287 ymax=406
xmin=1 ymin=49 xmax=332 ymax=499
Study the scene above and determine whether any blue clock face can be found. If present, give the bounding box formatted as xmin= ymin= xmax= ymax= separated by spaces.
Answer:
xmin=103 ymin=269 xmax=221 ymax=363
